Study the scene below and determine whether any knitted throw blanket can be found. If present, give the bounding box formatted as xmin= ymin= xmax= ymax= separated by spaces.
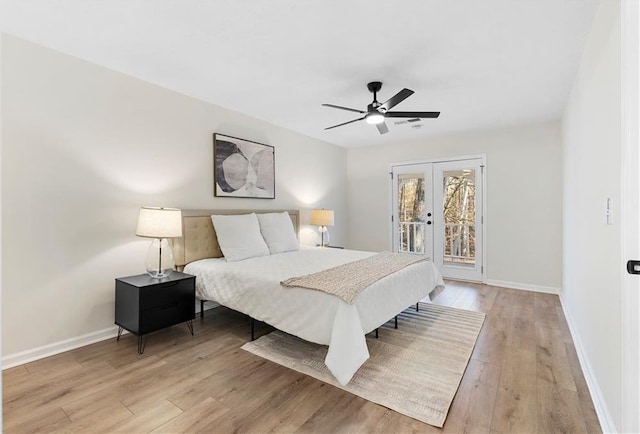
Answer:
xmin=281 ymin=252 xmax=430 ymax=303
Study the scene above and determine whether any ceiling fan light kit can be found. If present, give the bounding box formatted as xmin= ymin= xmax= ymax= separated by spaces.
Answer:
xmin=322 ymin=81 xmax=440 ymax=135
xmin=365 ymin=112 xmax=385 ymax=125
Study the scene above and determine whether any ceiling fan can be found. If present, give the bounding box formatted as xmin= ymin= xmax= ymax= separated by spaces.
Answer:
xmin=322 ymin=81 xmax=440 ymax=135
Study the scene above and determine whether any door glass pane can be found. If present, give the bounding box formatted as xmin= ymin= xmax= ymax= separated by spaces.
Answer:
xmin=442 ymin=169 xmax=476 ymax=265
xmin=397 ymin=173 xmax=426 ymax=254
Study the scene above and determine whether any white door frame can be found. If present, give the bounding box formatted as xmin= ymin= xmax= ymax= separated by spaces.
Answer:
xmin=621 ymin=1 xmax=639 ymax=432
xmin=389 ymin=154 xmax=487 ymax=283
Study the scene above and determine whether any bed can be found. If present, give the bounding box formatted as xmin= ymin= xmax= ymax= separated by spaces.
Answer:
xmin=174 ymin=209 xmax=445 ymax=385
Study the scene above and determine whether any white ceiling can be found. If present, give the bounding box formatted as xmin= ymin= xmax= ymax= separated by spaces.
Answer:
xmin=2 ymin=0 xmax=598 ymax=148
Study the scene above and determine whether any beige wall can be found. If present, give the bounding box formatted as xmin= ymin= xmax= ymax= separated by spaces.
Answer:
xmin=1 ymin=35 xmax=347 ymax=358
xmin=346 ymin=122 xmax=563 ymax=291
xmin=561 ymin=0 xmax=622 ymax=430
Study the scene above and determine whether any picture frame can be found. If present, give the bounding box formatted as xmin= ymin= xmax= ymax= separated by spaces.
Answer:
xmin=213 ymin=133 xmax=275 ymax=199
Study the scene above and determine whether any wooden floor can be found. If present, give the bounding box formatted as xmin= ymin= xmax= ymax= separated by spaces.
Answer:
xmin=3 ymin=281 xmax=601 ymax=433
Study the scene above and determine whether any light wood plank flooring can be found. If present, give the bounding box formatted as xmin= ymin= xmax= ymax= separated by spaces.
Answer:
xmin=3 ymin=281 xmax=601 ymax=433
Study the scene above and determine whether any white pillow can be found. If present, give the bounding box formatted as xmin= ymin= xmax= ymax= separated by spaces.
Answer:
xmin=256 ymin=212 xmax=299 ymax=254
xmin=211 ymin=213 xmax=270 ymax=262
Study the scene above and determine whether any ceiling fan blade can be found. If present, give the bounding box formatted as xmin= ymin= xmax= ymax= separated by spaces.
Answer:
xmin=385 ymin=111 xmax=440 ymax=118
xmin=376 ymin=122 xmax=389 ymax=135
xmin=322 ymin=104 xmax=365 ymax=114
xmin=379 ymin=88 xmax=414 ymax=111
xmin=325 ymin=116 xmax=366 ymax=130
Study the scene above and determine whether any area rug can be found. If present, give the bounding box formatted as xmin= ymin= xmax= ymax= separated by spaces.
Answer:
xmin=241 ymin=303 xmax=485 ymax=427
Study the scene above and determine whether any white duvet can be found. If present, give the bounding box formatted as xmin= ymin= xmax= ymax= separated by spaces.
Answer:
xmin=184 ymin=247 xmax=445 ymax=385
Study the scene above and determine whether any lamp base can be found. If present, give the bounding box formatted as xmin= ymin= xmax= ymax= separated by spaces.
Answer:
xmin=147 ymin=269 xmax=173 ymax=279
xmin=319 ymin=226 xmax=330 ymax=247
xmin=145 ymin=238 xmax=175 ymax=279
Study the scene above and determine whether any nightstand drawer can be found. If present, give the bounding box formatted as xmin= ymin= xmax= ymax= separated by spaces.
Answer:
xmin=139 ymin=278 xmax=193 ymax=310
xmin=139 ymin=301 xmax=194 ymax=335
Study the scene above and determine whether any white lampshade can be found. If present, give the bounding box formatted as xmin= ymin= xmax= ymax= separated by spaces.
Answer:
xmin=310 ymin=209 xmax=334 ymax=227
xmin=136 ymin=207 xmax=183 ymax=239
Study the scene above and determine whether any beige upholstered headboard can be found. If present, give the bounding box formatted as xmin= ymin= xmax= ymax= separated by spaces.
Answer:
xmin=173 ymin=209 xmax=300 ymax=269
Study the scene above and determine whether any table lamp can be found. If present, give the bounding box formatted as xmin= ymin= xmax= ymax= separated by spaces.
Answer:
xmin=310 ymin=209 xmax=334 ymax=247
xmin=136 ymin=207 xmax=183 ymax=278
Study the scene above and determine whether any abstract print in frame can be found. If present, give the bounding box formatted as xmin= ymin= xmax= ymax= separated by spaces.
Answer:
xmin=213 ymin=134 xmax=275 ymax=199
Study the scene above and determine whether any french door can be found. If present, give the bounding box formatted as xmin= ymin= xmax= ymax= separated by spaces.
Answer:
xmin=392 ymin=157 xmax=484 ymax=282
xmin=392 ymin=163 xmax=434 ymax=259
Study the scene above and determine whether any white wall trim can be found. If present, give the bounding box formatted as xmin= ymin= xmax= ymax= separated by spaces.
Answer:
xmin=2 ymin=301 xmax=221 ymax=370
xmin=484 ymin=279 xmax=559 ymax=294
xmin=201 ymin=301 xmax=220 ymax=310
xmin=2 ymin=326 xmax=120 ymax=370
xmin=559 ymin=292 xmax=617 ymax=433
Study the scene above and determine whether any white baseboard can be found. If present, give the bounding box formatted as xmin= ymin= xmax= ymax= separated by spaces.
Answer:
xmin=559 ymin=292 xmax=616 ymax=433
xmin=201 ymin=300 xmax=220 ymax=309
xmin=2 ymin=326 xmax=120 ymax=370
xmin=484 ymin=279 xmax=560 ymax=294
xmin=2 ymin=301 xmax=221 ymax=370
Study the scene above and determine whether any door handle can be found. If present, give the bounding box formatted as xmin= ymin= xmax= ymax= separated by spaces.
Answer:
xmin=627 ymin=260 xmax=640 ymax=274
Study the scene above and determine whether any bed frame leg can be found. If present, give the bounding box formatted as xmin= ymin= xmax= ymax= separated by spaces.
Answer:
xmin=375 ymin=328 xmax=379 ymax=339
xmin=395 ymin=316 xmax=398 ymax=329
xmin=200 ymin=300 xmax=204 ymax=318
xmin=251 ymin=317 xmax=255 ymax=341
xmin=416 ymin=302 xmax=419 ymax=312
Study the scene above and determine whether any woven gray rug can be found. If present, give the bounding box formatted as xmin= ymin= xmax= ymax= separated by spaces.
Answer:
xmin=242 ymin=303 xmax=485 ymax=427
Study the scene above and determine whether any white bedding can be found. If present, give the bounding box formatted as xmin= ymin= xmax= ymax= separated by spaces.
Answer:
xmin=184 ymin=247 xmax=445 ymax=385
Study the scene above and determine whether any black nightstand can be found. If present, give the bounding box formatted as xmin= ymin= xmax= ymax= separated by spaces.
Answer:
xmin=115 ymin=272 xmax=196 ymax=354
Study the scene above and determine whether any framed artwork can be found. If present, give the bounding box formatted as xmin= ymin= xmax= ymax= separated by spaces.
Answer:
xmin=213 ymin=133 xmax=275 ymax=199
